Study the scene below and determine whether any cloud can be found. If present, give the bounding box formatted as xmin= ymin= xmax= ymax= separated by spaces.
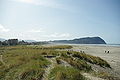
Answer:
xmin=45 ymin=33 xmax=70 ymax=38
xmin=13 ymin=0 xmax=65 ymax=9
xmin=0 ymin=24 xmax=10 ymax=32
xmin=28 ymin=29 xmax=44 ymax=33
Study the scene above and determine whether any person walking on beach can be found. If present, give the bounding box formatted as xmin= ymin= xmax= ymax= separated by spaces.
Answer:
xmin=105 ymin=51 xmax=106 ymax=53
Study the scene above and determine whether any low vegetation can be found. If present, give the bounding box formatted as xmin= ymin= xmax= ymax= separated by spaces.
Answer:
xmin=72 ymin=51 xmax=111 ymax=68
xmin=59 ymin=53 xmax=92 ymax=71
xmin=43 ymin=45 xmax=73 ymax=49
xmin=48 ymin=65 xmax=86 ymax=80
xmin=0 ymin=45 xmax=112 ymax=80
xmin=92 ymin=71 xmax=120 ymax=80
xmin=0 ymin=46 xmax=51 ymax=80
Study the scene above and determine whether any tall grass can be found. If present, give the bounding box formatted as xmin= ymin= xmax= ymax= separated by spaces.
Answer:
xmin=27 ymin=45 xmax=73 ymax=49
xmin=60 ymin=53 xmax=92 ymax=71
xmin=48 ymin=65 xmax=86 ymax=80
xmin=0 ymin=46 xmax=51 ymax=80
xmin=72 ymin=52 xmax=111 ymax=68
xmin=0 ymin=45 xmax=111 ymax=80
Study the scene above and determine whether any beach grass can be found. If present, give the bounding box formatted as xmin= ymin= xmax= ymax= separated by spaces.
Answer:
xmin=0 ymin=45 xmax=112 ymax=80
xmin=48 ymin=65 xmax=86 ymax=80
xmin=72 ymin=51 xmax=111 ymax=68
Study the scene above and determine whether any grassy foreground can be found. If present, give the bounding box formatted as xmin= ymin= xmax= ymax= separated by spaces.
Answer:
xmin=0 ymin=45 xmax=111 ymax=80
xmin=48 ymin=65 xmax=86 ymax=80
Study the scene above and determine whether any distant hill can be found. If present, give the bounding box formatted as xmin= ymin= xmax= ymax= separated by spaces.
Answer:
xmin=0 ymin=38 xmax=6 ymax=41
xmin=51 ymin=37 xmax=106 ymax=44
xmin=24 ymin=40 xmax=37 ymax=43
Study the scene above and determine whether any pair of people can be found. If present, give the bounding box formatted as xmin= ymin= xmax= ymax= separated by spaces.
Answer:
xmin=105 ymin=51 xmax=109 ymax=53
xmin=80 ymin=51 xmax=85 ymax=53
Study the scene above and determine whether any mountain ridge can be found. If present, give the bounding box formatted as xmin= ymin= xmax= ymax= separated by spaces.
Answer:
xmin=0 ymin=37 xmax=106 ymax=44
xmin=50 ymin=37 xmax=106 ymax=44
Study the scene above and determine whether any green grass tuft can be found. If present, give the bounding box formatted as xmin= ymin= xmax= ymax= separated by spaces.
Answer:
xmin=72 ymin=52 xmax=111 ymax=68
xmin=48 ymin=65 xmax=86 ymax=80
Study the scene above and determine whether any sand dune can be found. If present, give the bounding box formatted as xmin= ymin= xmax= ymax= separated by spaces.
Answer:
xmin=72 ymin=45 xmax=120 ymax=78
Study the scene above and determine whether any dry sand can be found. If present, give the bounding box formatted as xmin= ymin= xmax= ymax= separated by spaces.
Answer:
xmin=72 ymin=44 xmax=120 ymax=78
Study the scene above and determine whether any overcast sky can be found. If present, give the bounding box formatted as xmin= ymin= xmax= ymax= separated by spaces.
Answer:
xmin=0 ymin=0 xmax=120 ymax=43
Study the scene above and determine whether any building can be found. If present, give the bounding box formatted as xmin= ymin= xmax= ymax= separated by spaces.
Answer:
xmin=8 ymin=39 xmax=18 ymax=45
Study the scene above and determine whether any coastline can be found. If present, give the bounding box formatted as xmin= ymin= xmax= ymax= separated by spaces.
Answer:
xmin=44 ymin=43 xmax=120 ymax=78
xmin=70 ymin=44 xmax=120 ymax=78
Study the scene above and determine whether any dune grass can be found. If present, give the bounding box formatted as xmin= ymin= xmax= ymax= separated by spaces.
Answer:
xmin=59 ymin=52 xmax=92 ymax=71
xmin=92 ymin=71 xmax=120 ymax=80
xmin=48 ymin=65 xmax=86 ymax=80
xmin=0 ymin=45 xmax=111 ymax=80
xmin=0 ymin=46 xmax=51 ymax=80
xmin=0 ymin=45 xmax=73 ymax=80
xmin=72 ymin=51 xmax=111 ymax=68
xmin=43 ymin=45 xmax=73 ymax=49
xmin=27 ymin=45 xmax=73 ymax=50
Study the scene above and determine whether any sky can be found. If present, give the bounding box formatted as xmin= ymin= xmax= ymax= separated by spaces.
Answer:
xmin=0 ymin=0 xmax=120 ymax=43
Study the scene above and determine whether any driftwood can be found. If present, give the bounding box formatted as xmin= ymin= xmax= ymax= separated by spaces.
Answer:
xmin=44 ymin=55 xmax=56 ymax=58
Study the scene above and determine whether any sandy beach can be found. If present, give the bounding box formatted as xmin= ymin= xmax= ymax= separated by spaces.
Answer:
xmin=71 ymin=44 xmax=120 ymax=78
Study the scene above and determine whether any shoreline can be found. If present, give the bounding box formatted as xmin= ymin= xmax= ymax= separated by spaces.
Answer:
xmin=70 ymin=44 xmax=120 ymax=78
xmin=48 ymin=43 xmax=120 ymax=47
xmin=44 ymin=43 xmax=120 ymax=78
